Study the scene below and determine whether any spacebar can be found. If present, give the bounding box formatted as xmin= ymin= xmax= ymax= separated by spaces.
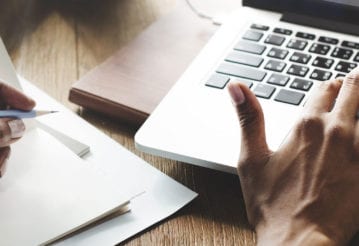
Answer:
xmin=216 ymin=62 xmax=266 ymax=81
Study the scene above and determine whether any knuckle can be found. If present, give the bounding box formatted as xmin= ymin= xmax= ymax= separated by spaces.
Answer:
xmin=295 ymin=114 xmax=324 ymax=137
xmin=238 ymin=106 xmax=262 ymax=129
xmin=321 ymin=79 xmax=340 ymax=92
xmin=344 ymin=71 xmax=359 ymax=87
xmin=325 ymin=121 xmax=351 ymax=142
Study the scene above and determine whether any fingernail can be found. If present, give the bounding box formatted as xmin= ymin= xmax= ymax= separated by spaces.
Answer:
xmin=336 ymin=77 xmax=344 ymax=83
xmin=8 ymin=119 xmax=25 ymax=138
xmin=228 ymin=83 xmax=246 ymax=105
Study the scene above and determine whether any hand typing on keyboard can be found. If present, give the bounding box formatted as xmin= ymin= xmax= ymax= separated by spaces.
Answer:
xmin=207 ymin=24 xmax=359 ymax=107
xmin=228 ymin=68 xmax=359 ymax=245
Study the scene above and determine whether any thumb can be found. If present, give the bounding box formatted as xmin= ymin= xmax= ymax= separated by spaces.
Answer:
xmin=227 ymin=82 xmax=270 ymax=166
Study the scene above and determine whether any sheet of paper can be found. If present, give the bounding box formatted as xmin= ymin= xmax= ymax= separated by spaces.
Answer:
xmin=19 ymin=77 xmax=197 ymax=245
xmin=0 ymin=128 xmax=133 ymax=246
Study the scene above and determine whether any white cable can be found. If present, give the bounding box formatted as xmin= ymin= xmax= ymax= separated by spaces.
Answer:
xmin=185 ymin=0 xmax=213 ymax=20
xmin=184 ymin=0 xmax=225 ymax=25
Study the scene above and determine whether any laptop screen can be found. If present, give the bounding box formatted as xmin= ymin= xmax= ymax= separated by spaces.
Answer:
xmin=324 ymin=0 xmax=359 ymax=8
xmin=243 ymin=0 xmax=359 ymax=24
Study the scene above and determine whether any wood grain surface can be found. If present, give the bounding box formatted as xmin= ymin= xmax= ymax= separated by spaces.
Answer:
xmin=4 ymin=0 xmax=358 ymax=245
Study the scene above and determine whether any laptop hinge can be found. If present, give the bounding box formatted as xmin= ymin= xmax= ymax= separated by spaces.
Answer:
xmin=281 ymin=12 xmax=359 ymax=36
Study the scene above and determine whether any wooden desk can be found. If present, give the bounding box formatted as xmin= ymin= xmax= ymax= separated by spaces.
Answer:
xmin=0 ymin=0 xmax=254 ymax=245
xmin=3 ymin=1 xmax=357 ymax=245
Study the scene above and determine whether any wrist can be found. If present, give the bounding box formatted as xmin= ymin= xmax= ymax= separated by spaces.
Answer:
xmin=255 ymin=220 xmax=338 ymax=246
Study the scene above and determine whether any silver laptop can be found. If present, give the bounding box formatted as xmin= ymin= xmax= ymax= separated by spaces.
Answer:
xmin=135 ymin=0 xmax=359 ymax=174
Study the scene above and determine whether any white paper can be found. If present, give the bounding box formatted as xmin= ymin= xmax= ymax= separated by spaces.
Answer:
xmin=19 ymin=77 xmax=197 ymax=245
xmin=0 ymin=128 xmax=133 ymax=246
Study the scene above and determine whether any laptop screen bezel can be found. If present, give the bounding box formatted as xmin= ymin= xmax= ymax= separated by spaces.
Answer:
xmin=242 ymin=0 xmax=359 ymax=24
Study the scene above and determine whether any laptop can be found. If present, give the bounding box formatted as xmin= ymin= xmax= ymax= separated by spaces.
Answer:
xmin=135 ymin=0 xmax=359 ymax=174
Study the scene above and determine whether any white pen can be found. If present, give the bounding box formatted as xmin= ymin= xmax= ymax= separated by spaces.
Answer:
xmin=0 ymin=110 xmax=58 ymax=119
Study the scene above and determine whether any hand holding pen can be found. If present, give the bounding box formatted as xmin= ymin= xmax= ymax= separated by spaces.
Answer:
xmin=0 ymin=82 xmax=36 ymax=178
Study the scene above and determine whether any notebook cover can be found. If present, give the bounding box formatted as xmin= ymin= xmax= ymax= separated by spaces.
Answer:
xmin=69 ymin=2 xmax=217 ymax=126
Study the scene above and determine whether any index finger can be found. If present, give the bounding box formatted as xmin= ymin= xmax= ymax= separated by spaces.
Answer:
xmin=304 ymin=77 xmax=343 ymax=114
xmin=0 ymin=82 xmax=36 ymax=110
xmin=332 ymin=68 xmax=359 ymax=120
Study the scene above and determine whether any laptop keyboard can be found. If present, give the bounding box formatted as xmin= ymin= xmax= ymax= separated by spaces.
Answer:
xmin=205 ymin=23 xmax=359 ymax=106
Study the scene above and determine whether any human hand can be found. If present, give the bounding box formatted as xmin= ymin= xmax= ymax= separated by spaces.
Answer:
xmin=0 ymin=82 xmax=35 ymax=178
xmin=228 ymin=69 xmax=359 ymax=245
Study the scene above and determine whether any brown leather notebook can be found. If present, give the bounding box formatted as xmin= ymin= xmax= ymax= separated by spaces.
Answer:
xmin=69 ymin=3 xmax=217 ymax=126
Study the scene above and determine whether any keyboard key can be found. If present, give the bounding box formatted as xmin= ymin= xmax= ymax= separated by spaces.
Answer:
xmin=287 ymin=39 xmax=308 ymax=50
xmin=354 ymin=52 xmax=359 ymax=62
xmin=310 ymin=69 xmax=332 ymax=81
xmin=318 ymin=36 xmax=338 ymax=45
xmin=267 ymin=47 xmax=288 ymax=59
xmin=225 ymin=51 xmax=264 ymax=67
xmin=233 ymin=78 xmax=253 ymax=88
xmin=336 ymin=73 xmax=346 ymax=78
xmin=234 ymin=40 xmax=266 ymax=55
xmin=275 ymin=89 xmax=305 ymax=105
xmin=242 ymin=30 xmax=263 ymax=41
xmin=335 ymin=61 xmax=357 ymax=73
xmin=331 ymin=47 xmax=353 ymax=60
xmin=296 ymin=32 xmax=315 ymax=40
xmin=342 ymin=41 xmax=359 ymax=49
xmin=273 ymin=28 xmax=292 ymax=35
xmin=287 ymin=64 xmax=309 ymax=77
xmin=267 ymin=73 xmax=290 ymax=86
xmin=205 ymin=73 xmax=230 ymax=89
xmin=216 ymin=63 xmax=267 ymax=81
xmin=264 ymin=60 xmax=286 ymax=72
xmin=312 ymin=57 xmax=334 ymax=69
xmin=253 ymin=84 xmax=276 ymax=99
xmin=309 ymin=43 xmax=330 ymax=55
xmin=290 ymin=78 xmax=313 ymax=91
xmin=265 ymin=34 xmax=285 ymax=46
xmin=250 ymin=23 xmax=269 ymax=31
xmin=290 ymin=52 xmax=311 ymax=64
